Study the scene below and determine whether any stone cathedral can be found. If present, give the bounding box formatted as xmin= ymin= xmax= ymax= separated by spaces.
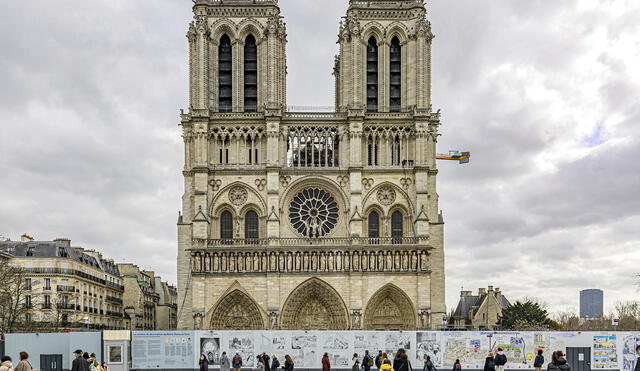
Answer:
xmin=177 ymin=0 xmax=445 ymax=331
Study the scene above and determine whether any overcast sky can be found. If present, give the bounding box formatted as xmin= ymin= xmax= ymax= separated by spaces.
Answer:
xmin=1 ymin=0 xmax=639 ymax=315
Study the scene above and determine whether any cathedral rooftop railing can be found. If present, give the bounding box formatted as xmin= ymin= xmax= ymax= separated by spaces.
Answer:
xmin=191 ymin=236 xmax=430 ymax=248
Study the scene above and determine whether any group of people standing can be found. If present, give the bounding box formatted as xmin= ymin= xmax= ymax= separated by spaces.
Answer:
xmin=481 ymin=348 xmax=570 ymax=371
xmin=199 ymin=352 xmax=293 ymax=371
xmin=0 ymin=350 xmax=108 ymax=371
xmin=327 ymin=349 xmax=412 ymax=371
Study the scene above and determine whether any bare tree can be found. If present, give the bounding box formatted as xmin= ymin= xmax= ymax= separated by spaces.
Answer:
xmin=0 ymin=260 xmax=35 ymax=337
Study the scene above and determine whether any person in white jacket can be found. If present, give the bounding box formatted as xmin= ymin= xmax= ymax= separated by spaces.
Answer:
xmin=0 ymin=356 xmax=14 ymax=371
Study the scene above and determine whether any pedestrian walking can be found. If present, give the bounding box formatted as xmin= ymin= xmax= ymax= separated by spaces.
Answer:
xmin=634 ymin=346 xmax=640 ymax=371
xmin=72 ymin=350 xmax=88 ymax=371
xmin=256 ymin=357 xmax=265 ymax=371
xmin=322 ymin=353 xmax=330 ymax=371
xmin=232 ymin=353 xmax=243 ymax=371
xmin=452 ymin=359 xmax=462 ymax=371
xmin=375 ymin=351 xmax=383 ymax=369
xmin=393 ymin=349 xmax=411 ymax=371
xmin=200 ymin=354 xmax=209 ymax=371
xmin=494 ymin=349 xmax=507 ymax=371
xmin=423 ymin=356 xmax=436 ymax=371
xmin=363 ymin=351 xmax=373 ymax=371
xmin=220 ymin=352 xmax=231 ymax=371
xmin=483 ymin=353 xmax=495 ymax=371
xmin=0 ymin=356 xmax=13 ymax=371
xmin=547 ymin=351 xmax=569 ymax=371
xmin=263 ymin=353 xmax=270 ymax=371
xmin=271 ymin=355 xmax=280 ymax=371
xmin=534 ymin=350 xmax=544 ymax=371
xmin=283 ymin=355 xmax=294 ymax=371
xmin=13 ymin=353 xmax=33 ymax=371
xmin=352 ymin=354 xmax=360 ymax=371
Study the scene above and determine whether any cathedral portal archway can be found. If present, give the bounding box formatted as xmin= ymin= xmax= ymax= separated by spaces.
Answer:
xmin=363 ymin=283 xmax=416 ymax=330
xmin=280 ymin=277 xmax=349 ymax=330
xmin=209 ymin=289 xmax=265 ymax=329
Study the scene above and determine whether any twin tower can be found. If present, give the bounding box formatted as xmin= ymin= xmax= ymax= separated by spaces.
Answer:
xmin=177 ymin=0 xmax=445 ymax=331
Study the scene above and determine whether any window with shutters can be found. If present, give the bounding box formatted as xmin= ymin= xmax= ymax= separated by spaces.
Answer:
xmin=391 ymin=210 xmax=403 ymax=244
xmin=245 ymin=210 xmax=259 ymax=242
xmin=389 ymin=37 xmax=401 ymax=112
xmin=218 ymin=35 xmax=233 ymax=112
xmin=220 ymin=210 xmax=233 ymax=242
xmin=368 ymin=211 xmax=380 ymax=240
xmin=244 ymin=35 xmax=258 ymax=112
xmin=367 ymin=37 xmax=379 ymax=112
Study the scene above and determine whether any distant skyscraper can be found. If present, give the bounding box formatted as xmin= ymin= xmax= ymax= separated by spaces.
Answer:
xmin=580 ymin=289 xmax=604 ymax=318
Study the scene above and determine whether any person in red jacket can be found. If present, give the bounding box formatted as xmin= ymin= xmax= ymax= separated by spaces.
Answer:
xmin=322 ymin=353 xmax=330 ymax=371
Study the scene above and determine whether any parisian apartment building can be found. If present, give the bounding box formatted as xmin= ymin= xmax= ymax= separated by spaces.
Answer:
xmin=0 ymin=235 xmax=176 ymax=331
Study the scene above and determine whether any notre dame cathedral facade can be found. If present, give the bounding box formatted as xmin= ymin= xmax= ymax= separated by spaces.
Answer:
xmin=177 ymin=0 xmax=445 ymax=331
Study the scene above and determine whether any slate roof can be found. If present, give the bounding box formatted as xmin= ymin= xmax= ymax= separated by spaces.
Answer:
xmin=452 ymin=292 xmax=511 ymax=321
xmin=0 ymin=240 xmax=120 ymax=276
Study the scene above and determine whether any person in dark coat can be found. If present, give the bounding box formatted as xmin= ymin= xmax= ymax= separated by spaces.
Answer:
xmin=635 ymin=346 xmax=640 ymax=371
xmin=547 ymin=351 xmax=570 ymax=371
xmin=263 ymin=353 xmax=270 ymax=370
xmin=393 ymin=349 xmax=410 ymax=371
xmin=271 ymin=356 xmax=280 ymax=371
xmin=322 ymin=353 xmax=331 ymax=371
xmin=534 ymin=350 xmax=544 ymax=371
xmin=494 ymin=349 xmax=507 ymax=371
xmin=375 ymin=351 xmax=383 ymax=369
xmin=72 ymin=350 xmax=88 ymax=371
xmin=199 ymin=354 xmax=209 ymax=371
xmin=483 ymin=353 xmax=495 ymax=371
xmin=423 ymin=356 xmax=436 ymax=371
xmin=363 ymin=351 xmax=372 ymax=371
xmin=283 ymin=355 xmax=294 ymax=371
xmin=452 ymin=359 xmax=462 ymax=371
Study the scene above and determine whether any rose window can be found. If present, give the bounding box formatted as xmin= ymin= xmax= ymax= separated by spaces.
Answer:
xmin=289 ymin=188 xmax=339 ymax=238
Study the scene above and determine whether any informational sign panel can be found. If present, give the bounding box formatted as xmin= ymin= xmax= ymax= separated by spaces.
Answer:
xmin=132 ymin=331 xmax=195 ymax=369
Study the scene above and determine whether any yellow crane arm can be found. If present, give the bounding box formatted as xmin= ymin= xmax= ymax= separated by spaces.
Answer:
xmin=436 ymin=151 xmax=471 ymax=164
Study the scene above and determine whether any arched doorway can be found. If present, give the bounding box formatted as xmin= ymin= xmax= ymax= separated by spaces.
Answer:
xmin=280 ymin=278 xmax=349 ymax=329
xmin=363 ymin=284 xmax=415 ymax=330
xmin=209 ymin=289 xmax=264 ymax=329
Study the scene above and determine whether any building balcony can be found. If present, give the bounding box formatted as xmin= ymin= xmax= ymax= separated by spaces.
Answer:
xmin=193 ymin=236 xmax=429 ymax=248
xmin=106 ymin=311 xmax=124 ymax=318
xmin=57 ymin=285 xmax=76 ymax=293
xmin=56 ymin=303 xmax=76 ymax=310
xmin=106 ymin=295 xmax=123 ymax=304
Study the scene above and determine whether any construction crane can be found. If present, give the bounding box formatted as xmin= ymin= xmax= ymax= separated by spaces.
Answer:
xmin=436 ymin=150 xmax=471 ymax=164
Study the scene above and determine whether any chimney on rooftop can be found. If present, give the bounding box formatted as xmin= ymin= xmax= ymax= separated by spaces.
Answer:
xmin=21 ymin=234 xmax=34 ymax=242
xmin=54 ymin=238 xmax=71 ymax=248
xmin=478 ymin=288 xmax=486 ymax=295
xmin=460 ymin=290 xmax=472 ymax=297
xmin=488 ymin=285 xmax=494 ymax=292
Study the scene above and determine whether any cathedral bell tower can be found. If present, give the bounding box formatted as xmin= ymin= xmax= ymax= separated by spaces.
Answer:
xmin=178 ymin=0 xmax=445 ymax=331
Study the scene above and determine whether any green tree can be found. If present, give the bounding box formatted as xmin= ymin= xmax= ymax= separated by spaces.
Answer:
xmin=501 ymin=300 xmax=561 ymax=330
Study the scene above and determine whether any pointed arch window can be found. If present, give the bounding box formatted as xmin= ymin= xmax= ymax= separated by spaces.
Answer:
xmin=220 ymin=210 xmax=233 ymax=242
xmin=244 ymin=35 xmax=258 ymax=112
xmin=218 ymin=35 xmax=233 ymax=112
xmin=368 ymin=211 xmax=380 ymax=242
xmin=367 ymin=135 xmax=379 ymax=166
xmin=367 ymin=37 xmax=379 ymax=112
xmin=390 ymin=36 xmax=401 ymax=112
xmin=245 ymin=210 xmax=259 ymax=242
xmin=391 ymin=210 xmax=403 ymax=244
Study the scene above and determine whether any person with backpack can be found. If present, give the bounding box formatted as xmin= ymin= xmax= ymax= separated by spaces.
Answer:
xmin=494 ymin=349 xmax=507 ymax=371
xmin=534 ymin=350 xmax=544 ymax=371
xmin=220 ymin=352 xmax=230 ymax=371
xmin=483 ymin=353 xmax=495 ymax=371
xmin=271 ymin=355 xmax=280 ymax=371
xmin=375 ymin=351 xmax=383 ymax=370
xmin=547 ymin=351 xmax=570 ymax=371
xmin=423 ymin=356 xmax=436 ymax=371
xmin=322 ymin=353 xmax=330 ymax=371
xmin=232 ymin=353 xmax=243 ymax=371
xmin=392 ymin=349 xmax=411 ymax=371
xmin=363 ymin=351 xmax=373 ymax=371
xmin=0 ymin=356 xmax=13 ymax=371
